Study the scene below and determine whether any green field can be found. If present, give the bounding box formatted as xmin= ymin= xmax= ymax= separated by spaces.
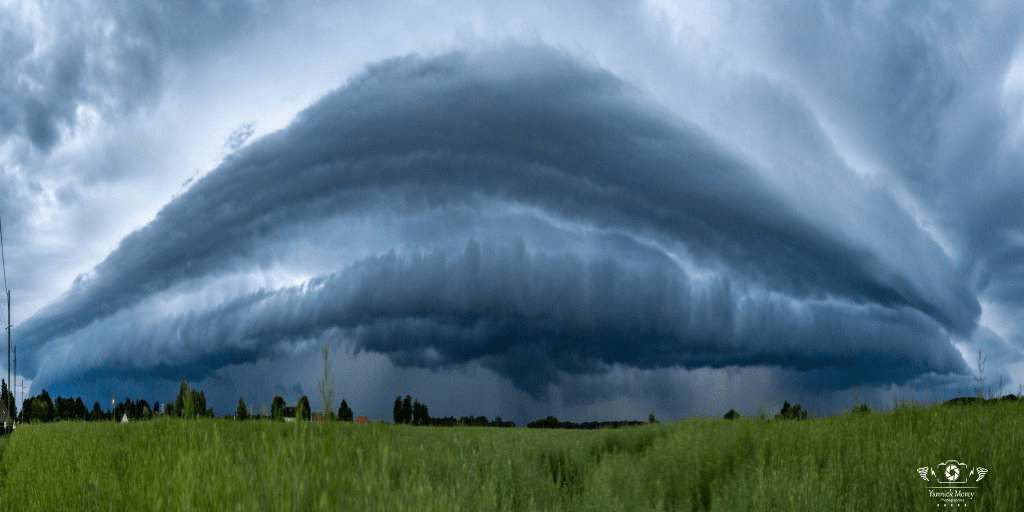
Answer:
xmin=0 ymin=401 xmax=1020 ymax=511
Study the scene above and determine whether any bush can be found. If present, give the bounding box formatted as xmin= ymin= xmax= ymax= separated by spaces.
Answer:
xmin=724 ymin=409 xmax=740 ymax=420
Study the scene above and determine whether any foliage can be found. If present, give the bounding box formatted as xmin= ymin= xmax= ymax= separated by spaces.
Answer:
xmin=412 ymin=400 xmax=429 ymax=426
xmin=526 ymin=416 xmax=643 ymax=429
xmin=774 ymin=400 xmax=808 ymax=420
xmin=297 ymin=396 xmax=311 ymax=421
xmin=1 ymin=379 xmax=15 ymax=421
xmin=272 ymin=396 xmax=285 ymax=422
xmin=393 ymin=396 xmax=403 ymax=424
xmin=1 ymin=400 xmax=1022 ymax=510
xmin=402 ymin=395 xmax=412 ymax=424
xmin=724 ymin=409 xmax=740 ymax=420
xmin=236 ymin=397 xmax=249 ymax=421
xmin=337 ymin=400 xmax=353 ymax=422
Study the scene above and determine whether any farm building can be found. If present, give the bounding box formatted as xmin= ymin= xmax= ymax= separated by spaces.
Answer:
xmin=356 ymin=415 xmax=367 ymax=425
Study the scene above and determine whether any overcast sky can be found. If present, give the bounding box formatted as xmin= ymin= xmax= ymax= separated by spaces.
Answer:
xmin=2 ymin=1 xmax=1023 ymax=424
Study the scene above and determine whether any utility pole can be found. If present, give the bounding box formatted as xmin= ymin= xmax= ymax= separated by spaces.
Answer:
xmin=1 ymin=216 xmax=9 ymax=432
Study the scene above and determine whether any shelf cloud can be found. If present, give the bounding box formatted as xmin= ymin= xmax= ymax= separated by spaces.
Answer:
xmin=4 ymin=1 xmax=1023 ymax=421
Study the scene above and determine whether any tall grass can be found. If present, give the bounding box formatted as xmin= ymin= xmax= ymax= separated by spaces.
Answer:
xmin=0 ymin=400 xmax=1021 ymax=511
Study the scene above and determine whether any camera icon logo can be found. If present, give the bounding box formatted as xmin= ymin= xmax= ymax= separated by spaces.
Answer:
xmin=917 ymin=460 xmax=987 ymax=484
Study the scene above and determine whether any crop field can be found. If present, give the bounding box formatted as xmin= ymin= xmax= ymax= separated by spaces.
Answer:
xmin=0 ymin=400 xmax=1021 ymax=511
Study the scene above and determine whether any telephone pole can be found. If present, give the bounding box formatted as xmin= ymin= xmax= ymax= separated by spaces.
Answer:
xmin=1 ymin=216 xmax=9 ymax=431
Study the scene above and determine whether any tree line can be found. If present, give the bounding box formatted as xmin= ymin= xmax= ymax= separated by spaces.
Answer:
xmin=7 ymin=379 xmax=672 ymax=429
xmin=16 ymin=388 xmax=161 ymax=423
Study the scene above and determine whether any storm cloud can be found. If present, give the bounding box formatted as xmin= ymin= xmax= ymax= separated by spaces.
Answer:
xmin=6 ymin=1 xmax=1024 ymax=421
xmin=22 ymin=45 xmax=972 ymax=400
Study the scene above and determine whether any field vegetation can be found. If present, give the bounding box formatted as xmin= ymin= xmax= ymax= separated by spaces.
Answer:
xmin=0 ymin=398 xmax=1021 ymax=511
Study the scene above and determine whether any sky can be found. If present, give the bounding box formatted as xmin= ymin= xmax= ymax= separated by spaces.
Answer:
xmin=1 ymin=0 xmax=1023 ymax=424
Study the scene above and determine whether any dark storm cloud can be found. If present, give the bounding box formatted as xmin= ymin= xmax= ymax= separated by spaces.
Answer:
xmin=0 ymin=1 xmax=264 ymax=153
xmin=32 ymin=238 xmax=966 ymax=399
xmin=22 ymin=44 xmax=974 ymax=396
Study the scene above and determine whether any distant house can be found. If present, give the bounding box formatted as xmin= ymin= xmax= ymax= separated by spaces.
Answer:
xmin=356 ymin=415 xmax=368 ymax=425
xmin=312 ymin=412 xmax=324 ymax=422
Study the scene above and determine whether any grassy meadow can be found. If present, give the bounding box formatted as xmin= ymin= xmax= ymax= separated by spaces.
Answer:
xmin=0 ymin=400 xmax=1021 ymax=511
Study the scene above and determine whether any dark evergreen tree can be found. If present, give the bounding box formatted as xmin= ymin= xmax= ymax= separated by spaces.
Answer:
xmin=393 ymin=396 xmax=402 ymax=424
xmin=236 ymin=397 xmax=249 ymax=420
xmin=75 ymin=397 xmax=88 ymax=420
xmin=0 ymin=379 xmax=14 ymax=422
xmin=92 ymin=402 xmax=103 ymax=421
xmin=297 ymin=395 xmax=311 ymax=421
xmin=338 ymin=399 xmax=353 ymax=422
xmin=20 ymin=397 xmax=32 ymax=423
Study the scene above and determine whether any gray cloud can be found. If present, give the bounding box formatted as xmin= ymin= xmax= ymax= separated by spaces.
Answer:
xmin=0 ymin=1 xmax=266 ymax=154
xmin=21 ymin=44 xmax=976 ymax=404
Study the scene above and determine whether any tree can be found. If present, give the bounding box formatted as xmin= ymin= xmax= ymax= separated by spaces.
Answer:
xmin=402 ymin=395 xmax=413 ymax=425
xmin=32 ymin=390 xmax=54 ymax=423
xmin=154 ymin=401 xmax=161 ymax=416
xmin=338 ymin=399 xmax=353 ymax=422
xmin=92 ymin=402 xmax=103 ymax=421
xmin=272 ymin=396 xmax=285 ymax=421
xmin=412 ymin=400 xmax=430 ymax=426
xmin=393 ymin=396 xmax=403 ymax=424
xmin=137 ymin=399 xmax=151 ymax=420
xmin=194 ymin=391 xmax=207 ymax=418
xmin=318 ymin=342 xmax=335 ymax=419
xmin=0 ymin=379 xmax=15 ymax=422
xmin=774 ymin=401 xmax=807 ymax=420
xmin=20 ymin=398 xmax=32 ymax=423
xmin=113 ymin=402 xmax=125 ymax=421
xmin=32 ymin=397 xmax=51 ymax=423
xmin=236 ymin=397 xmax=249 ymax=420
xmin=724 ymin=409 xmax=740 ymax=420
xmin=297 ymin=395 xmax=311 ymax=421
xmin=75 ymin=397 xmax=88 ymax=420
xmin=123 ymin=397 xmax=136 ymax=420
xmin=177 ymin=381 xmax=193 ymax=418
